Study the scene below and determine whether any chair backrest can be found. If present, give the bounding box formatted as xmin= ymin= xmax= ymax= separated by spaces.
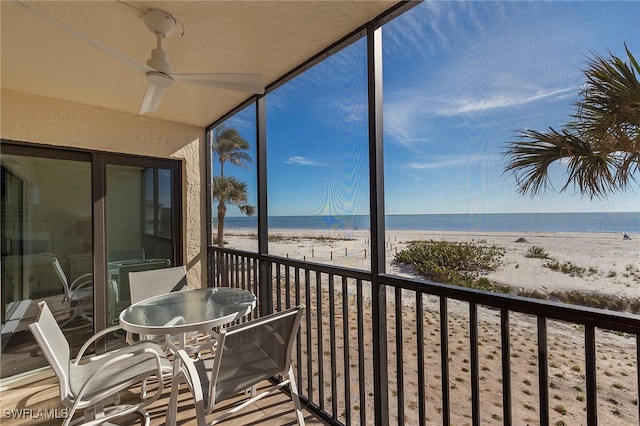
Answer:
xmin=29 ymin=301 xmax=72 ymax=401
xmin=117 ymin=259 xmax=171 ymax=303
xmin=211 ymin=305 xmax=304 ymax=403
xmin=50 ymin=257 xmax=70 ymax=297
xmin=128 ymin=265 xmax=187 ymax=304
xmin=109 ymin=248 xmax=145 ymax=262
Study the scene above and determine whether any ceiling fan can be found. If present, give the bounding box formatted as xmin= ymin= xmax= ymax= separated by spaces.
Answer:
xmin=14 ymin=2 xmax=265 ymax=115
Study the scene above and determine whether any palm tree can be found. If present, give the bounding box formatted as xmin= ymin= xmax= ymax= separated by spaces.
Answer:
xmin=504 ymin=45 xmax=640 ymax=199
xmin=211 ymin=125 xmax=253 ymax=178
xmin=209 ymin=126 xmax=255 ymax=247
xmin=212 ymin=176 xmax=255 ymax=247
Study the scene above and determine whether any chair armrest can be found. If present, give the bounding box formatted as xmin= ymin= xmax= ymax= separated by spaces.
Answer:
xmin=74 ymin=324 xmax=123 ymax=363
xmin=75 ymin=345 xmax=168 ymax=408
xmin=69 ymin=272 xmax=93 ymax=291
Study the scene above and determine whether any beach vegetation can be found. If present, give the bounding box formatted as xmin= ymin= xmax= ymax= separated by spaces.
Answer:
xmin=525 ymin=245 xmax=550 ymax=259
xmin=394 ymin=240 xmax=505 ymax=285
xmin=396 ymin=240 xmax=640 ymax=314
xmin=504 ymin=45 xmax=640 ymax=199
xmin=554 ymin=405 xmax=568 ymax=415
xmin=550 ymin=290 xmax=640 ymax=314
xmin=543 ymin=259 xmax=592 ymax=277
xmin=518 ymin=289 xmax=547 ymax=299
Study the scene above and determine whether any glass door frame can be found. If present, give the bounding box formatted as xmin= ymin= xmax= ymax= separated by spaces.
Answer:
xmin=1 ymin=140 xmax=183 ymax=335
xmin=101 ymin=153 xmax=183 ymax=329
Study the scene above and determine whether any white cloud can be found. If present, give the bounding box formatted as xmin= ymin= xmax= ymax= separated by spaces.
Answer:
xmin=384 ymin=85 xmax=576 ymax=147
xmin=285 ymin=156 xmax=324 ymax=167
xmin=436 ymin=87 xmax=576 ymax=116
xmin=407 ymin=154 xmax=493 ymax=171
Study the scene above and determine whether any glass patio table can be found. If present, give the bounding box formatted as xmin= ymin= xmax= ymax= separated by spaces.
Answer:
xmin=119 ymin=287 xmax=256 ymax=351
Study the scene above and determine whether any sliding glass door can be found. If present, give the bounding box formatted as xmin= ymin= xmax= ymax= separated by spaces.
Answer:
xmin=1 ymin=148 xmax=93 ymax=377
xmin=1 ymin=142 xmax=182 ymax=379
xmin=105 ymin=163 xmax=178 ymax=324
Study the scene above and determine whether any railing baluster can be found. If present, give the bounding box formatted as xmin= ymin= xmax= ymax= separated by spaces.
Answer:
xmin=342 ymin=276 xmax=352 ymax=426
xmin=585 ymin=324 xmax=597 ymax=426
xmin=295 ymin=267 xmax=302 ymax=397
xmin=395 ymin=287 xmax=404 ymax=425
xmin=440 ymin=297 xmax=450 ymax=426
xmin=316 ymin=270 xmax=324 ymax=409
xmin=501 ymin=308 xmax=512 ymax=425
xmin=357 ymin=278 xmax=366 ymax=426
xmin=416 ymin=293 xmax=426 ymax=426
xmin=470 ymin=302 xmax=480 ymax=426
xmin=241 ymin=256 xmax=247 ymax=290
xmin=276 ymin=265 xmax=282 ymax=309
xmin=234 ymin=254 xmax=240 ymax=289
xmin=305 ymin=268 xmax=313 ymax=401
xmin=224 ymin=253 xmax=230 ymax=286
xmin=537 ymin=316 xmax=549 ymax=426
xmin=285 ymin=264 xmax=291 ymax=309
xmin=329 ymin=274 xmax=338 ymax=418
xmin=252 ymin=258 xmax=258 ymax=305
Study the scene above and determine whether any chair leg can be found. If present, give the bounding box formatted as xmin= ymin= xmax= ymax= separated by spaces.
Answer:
xmin=59 ymin=307 xmax=92 ymax=331
xmin=287 ymin=366 xmax=306 ymax=426
xmin=169 ymin=363 xmax=207 ymax=426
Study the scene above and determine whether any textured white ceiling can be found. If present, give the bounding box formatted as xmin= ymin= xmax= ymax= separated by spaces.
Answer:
xmin=1 ymin=1 xmax=398 ymax=127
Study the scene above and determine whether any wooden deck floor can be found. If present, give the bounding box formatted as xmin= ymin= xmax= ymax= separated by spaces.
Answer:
xmin=0 ymin=373 xmax=329 ymax=426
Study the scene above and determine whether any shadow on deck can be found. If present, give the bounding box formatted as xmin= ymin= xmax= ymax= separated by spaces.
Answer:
xmin=0 ymin=374 xmax=328 ymax=426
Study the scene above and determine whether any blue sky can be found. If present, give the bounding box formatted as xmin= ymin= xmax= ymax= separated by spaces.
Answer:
xmin=217 ymin=1 xmax=639 ymax=217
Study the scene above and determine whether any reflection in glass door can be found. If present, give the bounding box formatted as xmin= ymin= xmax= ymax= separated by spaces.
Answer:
xmin=1 ymin=143 xmax=182 ymax=379
xmin=1 ymin=153 xmax=93 ymax=377
xmin=106 ymin=164 xmax=175 ymax=324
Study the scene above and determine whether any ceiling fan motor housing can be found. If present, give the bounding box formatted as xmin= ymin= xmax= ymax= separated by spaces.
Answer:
xmin=147 ymin=48 xmax=173 ymax=74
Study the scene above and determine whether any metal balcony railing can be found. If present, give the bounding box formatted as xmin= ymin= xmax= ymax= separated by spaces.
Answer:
xmin=209 ymin=246 xmax=640 ymax=426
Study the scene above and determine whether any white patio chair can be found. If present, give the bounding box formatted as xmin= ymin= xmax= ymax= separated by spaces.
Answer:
xmin=29 ymin=301 xmax=172 ymax=426
xmin=128 ymin=265 xmax=187 ymax=303
xmin=126 ymin=265 xmax=188 ymax=347
xmin=50 ymin=257 xmax=93 ymax=330
xmin=168 ymin=305 xmax=306 ymax=426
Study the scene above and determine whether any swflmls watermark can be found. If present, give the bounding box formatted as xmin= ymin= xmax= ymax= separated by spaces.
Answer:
xmin=3 ymin=408 xmax=70 ymax=420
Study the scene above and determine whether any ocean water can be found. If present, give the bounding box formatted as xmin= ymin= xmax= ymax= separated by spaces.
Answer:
xmin=223 ymin=212 xmax=640 ymax=234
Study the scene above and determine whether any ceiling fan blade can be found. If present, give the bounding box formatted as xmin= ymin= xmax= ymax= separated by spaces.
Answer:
xmin=139 ymin=82 xmax=166 ymax=115
xmin=172 ymin=73 xmax=265 ymax=94
xmin=14 ymin=0 xmax=152 ymax=75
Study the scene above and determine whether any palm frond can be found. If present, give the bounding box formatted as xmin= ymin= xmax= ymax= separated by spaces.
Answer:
xmin=576 ymin=46 xmax=640 ymax=141
xmin=504 ymin=44 xmax=640 ymax=199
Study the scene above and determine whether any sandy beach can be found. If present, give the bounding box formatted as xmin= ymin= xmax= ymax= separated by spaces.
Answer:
xmin=223 ymin=228 xmax=640 ymax=425
xmin=226 ymin=228 xmax=640 ymax=301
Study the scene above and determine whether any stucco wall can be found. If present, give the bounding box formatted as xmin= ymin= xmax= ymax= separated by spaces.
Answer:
xmin=1 ymin=89 xmax=207 ymax=288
